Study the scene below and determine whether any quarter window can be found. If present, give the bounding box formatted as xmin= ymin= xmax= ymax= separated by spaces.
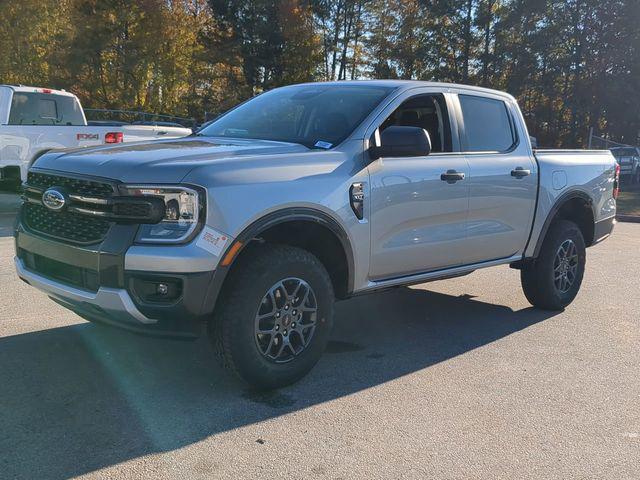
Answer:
xmin=459 ymin=95 xmax=515 ymax=152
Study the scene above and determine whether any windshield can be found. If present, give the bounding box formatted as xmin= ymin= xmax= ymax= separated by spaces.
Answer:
xmin=198 ymin=84 xmax=394 ymax=148
xmin=611 ymin=148 xmax=637 ymax=157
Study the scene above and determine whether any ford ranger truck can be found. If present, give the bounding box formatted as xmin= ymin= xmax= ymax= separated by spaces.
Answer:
xmin=14 ymin=81 xmax=618 ymax=389
xmin=0 ymin=85 xmax=191 ymax=187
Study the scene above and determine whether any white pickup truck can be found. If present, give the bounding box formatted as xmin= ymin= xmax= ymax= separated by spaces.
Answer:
xmin=0 ymin=85 xmax=191 ymax=186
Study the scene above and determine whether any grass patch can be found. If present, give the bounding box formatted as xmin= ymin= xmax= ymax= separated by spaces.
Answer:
xmin=617 ymin=186 xmax=640 ymax=217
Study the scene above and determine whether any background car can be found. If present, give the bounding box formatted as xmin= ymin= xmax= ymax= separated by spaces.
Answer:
xmin=610 ymin=146 xmax=640 ymax=184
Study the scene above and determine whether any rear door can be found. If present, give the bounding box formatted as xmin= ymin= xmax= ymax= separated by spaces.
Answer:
xmin=454 ymin=92 xmax=537 ymax=264
xmin=367 ymin=89 xmax=470 ymax=280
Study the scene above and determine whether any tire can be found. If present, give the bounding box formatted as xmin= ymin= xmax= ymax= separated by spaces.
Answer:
xmin=521 ymin=219 xmax=586 ymax=310
xmin=209 ymin=243 xmax=335 ymax=389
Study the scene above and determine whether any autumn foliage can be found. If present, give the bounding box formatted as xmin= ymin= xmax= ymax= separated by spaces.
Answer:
xmin=0 ymin=0 xmax=638 ymax=147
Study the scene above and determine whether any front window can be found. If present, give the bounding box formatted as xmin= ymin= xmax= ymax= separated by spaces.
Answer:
xmin=378 ymin=94 xmax=453 ymax=153
xmin=198 ymin=85 xmax=394 ymax=148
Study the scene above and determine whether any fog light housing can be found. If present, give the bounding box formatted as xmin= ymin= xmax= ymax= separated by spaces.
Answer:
xmin=131 ymin=276 xmax=182 ymax=304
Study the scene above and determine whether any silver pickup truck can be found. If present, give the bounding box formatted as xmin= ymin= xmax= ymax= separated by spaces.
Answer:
xmin=14 ymin=81 xmax=618 ymax=388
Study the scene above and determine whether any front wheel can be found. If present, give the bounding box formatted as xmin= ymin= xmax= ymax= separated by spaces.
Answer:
xmin=209 ymin=244 xmax=334 ymax=389
xmin=521 ymin=219 xmax=586 ymax=310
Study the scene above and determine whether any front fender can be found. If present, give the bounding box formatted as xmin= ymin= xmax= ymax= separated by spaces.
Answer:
xmin=198 ymin=206 xmax=357 ymax=318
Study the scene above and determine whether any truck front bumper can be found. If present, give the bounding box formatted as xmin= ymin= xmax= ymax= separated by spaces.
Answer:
xmin=16 ymin=256 xmax=160 ymax=328
xmin=14 ymin=221 xmax=221 ymax=338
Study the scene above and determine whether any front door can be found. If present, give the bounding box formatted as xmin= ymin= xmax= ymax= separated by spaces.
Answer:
xmin=367 ymin=92 xmax=470 ymax=280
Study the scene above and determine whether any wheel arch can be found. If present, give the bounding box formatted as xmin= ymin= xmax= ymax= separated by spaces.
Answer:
xmin=532 ymin=190 xmax=596 ymax=258
xmin=200 ymin=207 xmax=356 ymax=317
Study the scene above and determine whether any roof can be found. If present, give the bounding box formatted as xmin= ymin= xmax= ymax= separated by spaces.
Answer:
xmin=286 ymin=79 xmax=516 ymax=101
xmin=0 ymin=85 xmax=77 ymax=97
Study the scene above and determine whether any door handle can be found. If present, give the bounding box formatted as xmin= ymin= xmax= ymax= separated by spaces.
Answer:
xmin=440 ymin=170 xmax=465 ymax=183
xmin=157 ymin=130 xmax=168 ymax=136
xmin=511 ymin=167 xmax=531 ymax=178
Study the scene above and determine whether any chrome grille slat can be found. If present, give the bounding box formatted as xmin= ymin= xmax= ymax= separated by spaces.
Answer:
xmin=68 ymin=194 xmax=111 ymax=205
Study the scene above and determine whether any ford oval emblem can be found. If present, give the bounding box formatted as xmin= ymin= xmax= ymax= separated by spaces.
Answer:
xmin=42 ymin=188 xmax=66 ymax=211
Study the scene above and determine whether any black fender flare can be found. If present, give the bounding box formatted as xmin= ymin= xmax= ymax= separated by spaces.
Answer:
xmin=200 ymin=207 xmax=355 ymax=316
xmin=531 ymin=190 xmax=595 ymax=258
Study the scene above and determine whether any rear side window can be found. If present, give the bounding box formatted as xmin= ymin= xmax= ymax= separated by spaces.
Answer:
xmin=459 ymin=95 xmax=515 ymax=152
xmin=8 ymin=93 xmax=85 ymax=126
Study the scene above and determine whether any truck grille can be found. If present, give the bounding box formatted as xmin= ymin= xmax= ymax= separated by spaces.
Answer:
xmin=24 ymin=203 xmax=111 ymax=244
xmin=27 ymin=172 xmax=115 ymax=197
xmin=113 ymin=202 xmax=152 ymax=218
xmin=23 ymin=172 xmax=116 ymax=244
xmin=22 ymin=171 xmax=164 ymax=245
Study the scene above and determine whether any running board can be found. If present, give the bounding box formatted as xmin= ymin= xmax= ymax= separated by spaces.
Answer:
xmin=361 ymin=255 xmax=522 ymax=293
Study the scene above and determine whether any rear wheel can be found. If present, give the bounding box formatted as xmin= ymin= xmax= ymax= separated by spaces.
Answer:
xmin=521 ymin=220 xmax=586 ymax=310
xmin=209 ymin=244 xmax=334 ymax=389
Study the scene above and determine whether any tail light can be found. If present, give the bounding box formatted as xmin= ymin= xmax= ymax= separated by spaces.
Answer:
xmin=613 ymin=163 xmax=620 ymax=199
xmin=105 ymin=132 xmax=123 ymax=144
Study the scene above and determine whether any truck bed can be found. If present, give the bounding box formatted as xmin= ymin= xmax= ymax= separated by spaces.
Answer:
xmin=525 ymin=148 xmax=617 ymax=257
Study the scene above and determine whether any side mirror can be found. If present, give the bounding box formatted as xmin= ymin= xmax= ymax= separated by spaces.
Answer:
xmin=369 ymin=126 xmax=431 ymax=160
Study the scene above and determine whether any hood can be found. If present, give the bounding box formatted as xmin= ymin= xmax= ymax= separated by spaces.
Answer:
xmin=33 ymin=137 xmax=310 ymax=183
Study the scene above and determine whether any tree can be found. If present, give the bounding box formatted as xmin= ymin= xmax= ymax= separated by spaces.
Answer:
xmin=0 ymin=0 xmax=73 ymax=87
xmin=208 ymin=0 xmax=321 ymax=93
xmin=0 ymin=0 xmax=638 ymax=145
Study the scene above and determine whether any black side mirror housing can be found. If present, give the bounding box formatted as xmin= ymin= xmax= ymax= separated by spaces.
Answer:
xmin=369 ymin=126 xmax=432 ymax=160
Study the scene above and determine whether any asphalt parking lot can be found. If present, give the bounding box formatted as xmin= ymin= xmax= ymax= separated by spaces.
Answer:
xmin=1 ymin=201 xmax=639 ymax=479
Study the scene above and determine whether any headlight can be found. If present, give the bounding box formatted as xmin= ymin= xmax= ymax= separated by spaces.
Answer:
xmin=120 ymin=185 xmax=203 ymax=244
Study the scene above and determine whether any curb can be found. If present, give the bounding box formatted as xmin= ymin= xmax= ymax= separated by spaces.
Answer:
xmin=616 ymin=215 xmax=640 ymax=223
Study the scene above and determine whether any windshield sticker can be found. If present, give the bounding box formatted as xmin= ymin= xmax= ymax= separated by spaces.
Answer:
xmin=223 ymin=128 xmax=249 ymax=137
xmin=314 ymin=140 xmax=333 ymax=149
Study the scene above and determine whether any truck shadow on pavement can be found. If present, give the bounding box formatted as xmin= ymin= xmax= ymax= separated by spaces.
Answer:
xmin=0 ymin=287 xmax=558 ymax=479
